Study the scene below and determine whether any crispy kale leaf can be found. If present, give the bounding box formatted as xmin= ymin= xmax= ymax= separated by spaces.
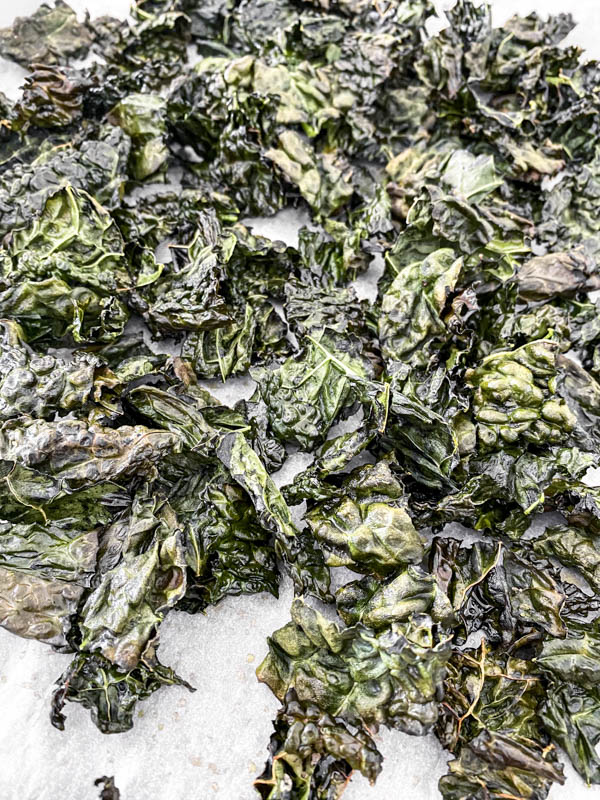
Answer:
xmin=257 ymin=599 xmax=451 ymax=736
xmin=51 ymin=651 xmax=193 ymax=734
xmin=255 ymin=689 xmax=382 ymax=800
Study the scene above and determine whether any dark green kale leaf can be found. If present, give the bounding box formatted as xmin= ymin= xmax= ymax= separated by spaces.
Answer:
xmin=94 ymin=0 xmax=192 ymax=93
xmin=0 ymin=276 xmax=129 ymax=345
xmin=516 ymin=251 xmax=600 ymax=301
xmin=257 ymin=599 xmax=452 ymax=736
xmin=51 ymin=650 xmax=193 ymax=734
xmin=251 ymin=329 xmax=377 ymax=450
xmin=0 ymin=320 xmax=98 ymax=419
xmin=536 ymin=620 xmax=600 ymax=686
xmin=0 ymin=418 xmax=180 ymax=508
xmin=540 ymin=683 xmax=600 ymax=785
xmin=266 ymin=132 xmax=354 ymax=217
xmin=465 ymin=341 xmax=580 ymax=451
xmin=305 ymin=460 xmax=424 ymax=575
xmin=430 ymin=537 xmax=566 ymax=645
xmin=437 ymin=645 xmax=565 ymax=800
xmin=166 ymin=465 xmax=279 ymax=611
xmin=79 ymin=487 xmax=186 ymax=671
xmin=10 ymin=65 xmax=88 ymax=132
xmin=535 ymin=620 xmax=600 ymax=785
xmin=181 ymin=297 xmax=288 ymax=381
xmin=113 ymin=188 xmax=213 ymax=253
xmin=218 ymin=432 xmax=330 ymax=600
xmin=440 ymin=729 xmax=565 ymax=800
xmin=0 ymin=567 xmax=84 ymax=647
xmin=255 ymin=689 xmax=382 ymax=800
xmin=2 ymin=185 xmax=130 ymax=294
xmin=384 ymin=366 xmax=465 ymax=490
xmin=295 ymin=225 xmax=370 ymax=288
xmin=178 ymin=222 xmax=294 ymax=380
xmin=131 ymin=211 xmax=230 ymax=334
xmin=126 ymin=385 xmax=225 ymax=454
xmin=0 ymin=125 xmax=130 ymax=237
xmin=0 ymin=0 xmax=93 ymax=67
xmin=539 ymin=148 xmax=600 ymax=259
xmin=336 ymin=567 xmax=454 ymax=629
xmin=167 ymin=59 xmax=286 ymax=216
xmin=109 ymin=93 xmax=168 ymax=180
xmin=0 ymin=517 xmax=98 ymax=584
xmin=532 ymin=523 xmax=600 ymax=592
xmin=0 ymin=478 xmax=106 ymax=646
xmin=379 ymin=248 xmax=463 ymax=368
xmin=437 ymin=444 xmax=595 ymax=521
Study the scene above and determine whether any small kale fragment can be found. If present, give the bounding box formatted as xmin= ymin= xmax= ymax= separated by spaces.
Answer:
xmin=95 ymin=776 xmax=121 ymax=800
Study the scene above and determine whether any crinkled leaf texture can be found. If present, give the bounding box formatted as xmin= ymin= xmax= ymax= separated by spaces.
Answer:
xmin=257 ymin=599 xmax=451 ymax=737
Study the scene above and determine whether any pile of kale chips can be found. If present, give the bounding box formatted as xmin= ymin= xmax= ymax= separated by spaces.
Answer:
xmin=1 ymin=0 xmax=600 ymax=797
